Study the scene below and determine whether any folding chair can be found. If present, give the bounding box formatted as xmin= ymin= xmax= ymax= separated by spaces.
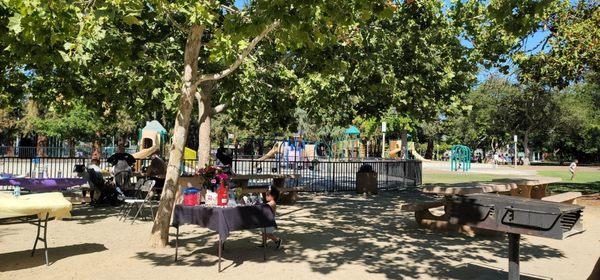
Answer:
xmin=122 ymin=179 xmax=156 ymax=224
xmin=118 ymin=178 xmax=146 ymax=220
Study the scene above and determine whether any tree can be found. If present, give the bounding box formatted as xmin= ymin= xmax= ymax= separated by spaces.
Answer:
xmin=30 ymin=102 xmax=97 ymax=154
xmin=548 ymin=81 xmax=600 ymax=162
xmin=515 ymin=0 xmax=599 ymax=87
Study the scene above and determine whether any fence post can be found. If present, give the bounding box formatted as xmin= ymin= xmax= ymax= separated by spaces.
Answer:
xmin=403 ymin=161 xmax=407 ymax=188
xmin=29 ymin=157 xmax=34 ymax=177
xmin=385 ymin=162 xmax=389 ymax=190
xmin=331 ymin=162 xmax=336 ymax=193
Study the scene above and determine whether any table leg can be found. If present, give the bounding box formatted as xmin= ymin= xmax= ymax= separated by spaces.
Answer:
xmin=263 ymin=227 xmax=266 ymax=261
xmin=508 ymin=233 xmax=520 ymax=280
xmin=174 ymin=226 xmax=179 ymax=262
xmin=31 ymin=212 xmax=49 ymax=266
xmin=218 ymin=238 xmax=222 ymax=273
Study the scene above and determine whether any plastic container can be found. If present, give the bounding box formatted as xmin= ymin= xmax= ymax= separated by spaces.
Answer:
xmin=217 ymin=181 xmax=228 ymax=206
xmin=183 ymin=188 xmax=200 ymax=206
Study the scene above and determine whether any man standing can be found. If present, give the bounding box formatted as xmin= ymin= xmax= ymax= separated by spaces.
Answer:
xmin=569 ymin=159 xmax=578 ymax=180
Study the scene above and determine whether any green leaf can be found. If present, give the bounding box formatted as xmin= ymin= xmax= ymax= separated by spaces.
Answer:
xmin=8 ymin=14 xmax=23 ymax=34
xmin=123 ymin=14 xmax=141 ymax=25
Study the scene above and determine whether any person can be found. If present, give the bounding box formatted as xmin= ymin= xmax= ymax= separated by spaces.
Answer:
xmin=569 ymin=159 xmax=578 ymax=180
xmin=146 ymin=153 xmax=166 ymax=194
xmin=88 ymin=158 xmax=102 ymax=172
xmin=112 ymin=159 xmax=131 ymax=196
xmin=260 ymin=187 xmax=282 ymax=249
xmin=493 ymin=152 xmax=499 ymax=168
xmin=83 ymin=158 xmax=102 ymax=203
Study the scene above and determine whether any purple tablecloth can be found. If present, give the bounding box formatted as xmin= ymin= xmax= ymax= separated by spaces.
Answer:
xmin=172 ymin=204 xmax=277 ymax=241
xmin=0 ymin=178 xmax=87 ymax=192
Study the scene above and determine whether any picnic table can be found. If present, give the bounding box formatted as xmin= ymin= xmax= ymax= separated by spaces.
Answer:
xmin=231 ymin=174 xmax=302 ymax=204
xmin=171 ymin=204 xmax=276 ymax=272
xmin=404 ymin=177 xmax=569 ymax=233
xmin=0 ymin=192 xmax=72 ymax=266
xmin=0 ymin=178 xmax=87 ymax=193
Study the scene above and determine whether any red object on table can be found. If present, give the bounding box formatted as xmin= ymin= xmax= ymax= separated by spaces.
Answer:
xmin=217 ymin=181 xmax=228 ymax=206
xmin=183 ymin=193 xmax=199 ymax=206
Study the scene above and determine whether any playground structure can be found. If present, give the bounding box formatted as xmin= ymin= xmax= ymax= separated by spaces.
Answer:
xmin=255 ymin=135 xmax=320 ymax=163
xmin=450 ymin=145 xmax=471 ymax=171
xmin=331 ymin=126 xmax=366 ymax=160
xmin=255 ymin=126 xmax=368 ymax=162
xmin=388 ymin=140 xmax=429 ymax=162
xmin=131 ymin=120 xmax=167 ymax=159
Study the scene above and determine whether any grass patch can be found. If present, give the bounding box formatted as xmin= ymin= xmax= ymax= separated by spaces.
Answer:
xmin=537 ymin=170 xmax=600 ymax=194
xmin=422 ymin=170 xmax=599 ymax=194
xmin=422 ymin=173 xmax=520 ymax=185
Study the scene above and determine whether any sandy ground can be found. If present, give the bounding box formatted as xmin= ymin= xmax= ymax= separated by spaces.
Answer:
xmin=1 ymin=192 xmax=598 ymax=280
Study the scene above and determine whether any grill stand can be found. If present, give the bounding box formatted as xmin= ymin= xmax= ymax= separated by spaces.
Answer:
xmin=508 ymin=233 xmax=520 ymax=280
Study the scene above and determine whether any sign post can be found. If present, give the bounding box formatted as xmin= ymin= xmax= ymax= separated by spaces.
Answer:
xmin=513 ymin=135 xmax=518 ymax=167
xmin=381 ymin=122 xmax=387 ymax=158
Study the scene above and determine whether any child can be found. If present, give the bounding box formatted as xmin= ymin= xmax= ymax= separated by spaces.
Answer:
xmin=569 ymin=159 xmax=578 ymax=180
xmin=261 ymin=187 xmax=282 ymax=249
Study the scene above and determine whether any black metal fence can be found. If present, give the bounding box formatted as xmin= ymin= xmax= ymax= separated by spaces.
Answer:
xmin=232 ymin=158 xmax=422 ymax=192
xmin=0 ymin=156 xmax=422 ymax=193
xmin=0 ymin=157 xmax=198 ymax=179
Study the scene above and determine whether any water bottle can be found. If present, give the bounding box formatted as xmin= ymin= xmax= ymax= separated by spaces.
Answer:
xmin=13 ymin=186 xmax=21 ymax=197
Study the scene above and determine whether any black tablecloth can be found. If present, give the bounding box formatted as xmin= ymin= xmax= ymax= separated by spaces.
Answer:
xmin=172 ymin=204 xmax=277 ymax=241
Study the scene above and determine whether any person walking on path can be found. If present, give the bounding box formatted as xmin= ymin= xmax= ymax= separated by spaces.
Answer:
xmin=569 ymin=159 xmax=578 ymax=180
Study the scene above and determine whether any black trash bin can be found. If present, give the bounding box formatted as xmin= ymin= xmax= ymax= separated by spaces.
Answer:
xmin=356 ymin=164 xmax=377 ymax=194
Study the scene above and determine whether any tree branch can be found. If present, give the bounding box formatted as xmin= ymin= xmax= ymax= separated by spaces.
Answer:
xmin=193 ymin=20 xmax=280 ymax=86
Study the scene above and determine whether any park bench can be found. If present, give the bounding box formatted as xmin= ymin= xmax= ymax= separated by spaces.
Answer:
xmin=541 ymin=191 xmax=582 ymax=204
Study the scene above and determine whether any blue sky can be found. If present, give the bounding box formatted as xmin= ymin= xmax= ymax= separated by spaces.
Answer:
xmin=233 ymin=0 xmax=551 ymax=83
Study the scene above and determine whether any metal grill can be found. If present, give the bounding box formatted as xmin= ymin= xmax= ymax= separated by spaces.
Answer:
xmin=448 ymin=193 xmax=585 ymax=280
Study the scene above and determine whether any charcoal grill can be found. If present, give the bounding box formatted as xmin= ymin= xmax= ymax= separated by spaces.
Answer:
xmin=448 ymin=193 xmax=584 ymax=280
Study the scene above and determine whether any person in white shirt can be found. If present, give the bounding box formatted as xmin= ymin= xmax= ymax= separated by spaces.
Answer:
xmin=569 ymin=159 xmax=578 ymax=180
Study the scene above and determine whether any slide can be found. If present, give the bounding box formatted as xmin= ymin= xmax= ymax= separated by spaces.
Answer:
xmin=388 ymin=141 xmax=430 ymax=162
xmin=255 ymin=142 xmax=283 ymax=161
xmin=132 ymin=144 xmax=158 ymax=159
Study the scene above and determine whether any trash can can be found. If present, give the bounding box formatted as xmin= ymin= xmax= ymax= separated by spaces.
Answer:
xmin=356 ymin=164 xmax=377 ymax=194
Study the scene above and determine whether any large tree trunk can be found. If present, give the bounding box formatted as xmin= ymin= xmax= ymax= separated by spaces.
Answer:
xmin=523 ymin=130 xmax=531 ymax=166
xmin=150 ymin=25 xmax=205 ymax=248
xmin=6 ymin=139 xmax=14 ymax=157
xmin=197 ymin=81 xmax=215 ymax=167
xmin=400 ymin=129 xmax=408 ymax=159
xmin=36 ymin=135 xmax=47 ymax=157
xmin=92 ymin=132 xmax=103 ymax=159
xmin=425 ymin=138 xmax=434 ymax=160
xmin=68 ymin=139 xmax=76 ymax=157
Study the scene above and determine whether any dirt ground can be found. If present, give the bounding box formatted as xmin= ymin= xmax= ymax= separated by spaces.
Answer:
xmin=1 ymin=192 xmax=598 ymax=280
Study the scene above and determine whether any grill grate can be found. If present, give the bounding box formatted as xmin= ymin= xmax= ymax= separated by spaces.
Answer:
xmin=560 ymin=211 xmax=582 ymax=232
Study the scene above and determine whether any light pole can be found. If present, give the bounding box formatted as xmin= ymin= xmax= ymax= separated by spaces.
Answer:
xmin=381 ymin=122 xmax=387 ymax=158
xmin=513 ymin=135 xmax=518 ymax=167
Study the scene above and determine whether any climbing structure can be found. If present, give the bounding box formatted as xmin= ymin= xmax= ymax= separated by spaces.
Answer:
xmin=450 ymin=145 xmax=472 ymax=171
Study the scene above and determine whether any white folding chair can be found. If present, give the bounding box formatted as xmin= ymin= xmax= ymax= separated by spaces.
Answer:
xmin=118 ymin=178 xmax=146 ymax=220
xmin=122 ymin=179 xmax=156 ymax=224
